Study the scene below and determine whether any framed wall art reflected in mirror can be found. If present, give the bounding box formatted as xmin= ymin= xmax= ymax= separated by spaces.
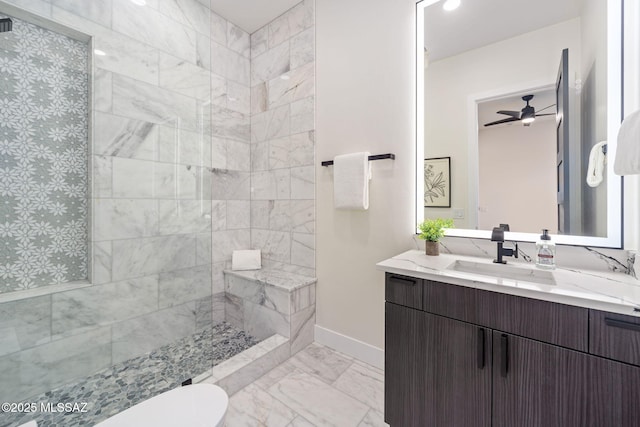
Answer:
xmin=424 ymin=157 xmax=451 ymax=208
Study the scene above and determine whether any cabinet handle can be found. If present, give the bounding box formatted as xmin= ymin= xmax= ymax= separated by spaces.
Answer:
xmin=477 ymin=328 xmax=486 ymax=369
xmin=605 ymin=317 xmax=640 ymax=332
xmin=389 ymin=275 xmax=417 ymax=286
xmin=500 ymin=334 xmax=509 ymax=378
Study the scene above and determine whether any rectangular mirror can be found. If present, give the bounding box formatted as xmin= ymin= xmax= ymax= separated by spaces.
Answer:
xmin=416 ymin=0 xmax=623 ymax=247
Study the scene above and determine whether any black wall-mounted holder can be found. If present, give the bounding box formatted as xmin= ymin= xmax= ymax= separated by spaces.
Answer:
xmin=0 ymin=18 xmax=13 ymax=33
xmin=321 ymin=153 xmax=395 ymax=167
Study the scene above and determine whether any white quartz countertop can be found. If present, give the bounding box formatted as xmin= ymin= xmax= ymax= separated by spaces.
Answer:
xmin=377 ymin=250 xmax=640 ymax=317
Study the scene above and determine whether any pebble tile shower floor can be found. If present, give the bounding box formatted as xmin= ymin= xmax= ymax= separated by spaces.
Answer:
xmin=0 ymin=322 xmax=259 ymax=427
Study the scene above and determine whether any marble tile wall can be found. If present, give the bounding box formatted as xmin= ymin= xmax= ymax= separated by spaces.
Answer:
xmin=209 ymin=11 xmax=252 ymax=316
xmin=249 ymin=0 xmax=316 ymax=277
xmin=0 ymin=0 xmax=217 ymax=402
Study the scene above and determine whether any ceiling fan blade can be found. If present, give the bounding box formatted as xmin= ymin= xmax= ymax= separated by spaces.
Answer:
xmin=484 ymin=117 xmax=520 ymax=127
xmin=535 ymin=113 xmax=556 ymax=117
xmin=536 ymin=103 xmax=556 ymax=113
xmin=496 ymin=110 xmax=520 ymax=118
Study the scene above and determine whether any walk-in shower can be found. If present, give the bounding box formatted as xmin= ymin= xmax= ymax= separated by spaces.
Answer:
xmin=0 ymin=0 xmax=318 ymax=422
xmin=0 ymin=5 xmax=260 ymax=426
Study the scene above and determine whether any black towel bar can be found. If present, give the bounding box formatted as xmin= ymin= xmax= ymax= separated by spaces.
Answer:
xmin=321 ymin=153 xmax=395 ymax=167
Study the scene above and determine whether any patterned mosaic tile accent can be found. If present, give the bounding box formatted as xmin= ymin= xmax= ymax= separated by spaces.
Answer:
xmin=0 ymin=14 xmax=89 ymax=293
xmin=0 ymin=323 xmax=259 ymax=427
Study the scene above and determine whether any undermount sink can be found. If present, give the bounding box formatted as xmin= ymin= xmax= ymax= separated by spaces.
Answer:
xmin=447 ymin=260 xmax=556 ymax=286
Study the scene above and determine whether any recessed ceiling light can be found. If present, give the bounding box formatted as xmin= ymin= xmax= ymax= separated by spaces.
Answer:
xmin=280 ymin=74 xmax=290 ymax=80
xmin=443 ymin=0 xmax=460 ymax=11
xmin=94 ymin=49 xmax=106 ymax=56
xmin=130 ymin=0 xmax=146 ymax=5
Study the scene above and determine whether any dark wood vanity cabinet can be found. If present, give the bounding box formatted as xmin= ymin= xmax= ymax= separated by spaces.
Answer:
xmin=385 ymin=301 xmax=491 ymax=427
xmin=590 ymin=309 xmax=640 ymax=366
xmin=491 ymin=332 xmax=591 ymax=427
xmin=384 ymin=272 xmax=640 ymax=427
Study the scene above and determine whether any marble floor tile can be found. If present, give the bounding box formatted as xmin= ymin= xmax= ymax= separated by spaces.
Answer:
xmin=287 ymin=416 xmax=316 ymax=427
xmin=358 ymin=410 xmax=389 ymax=427
xmin=333 ymin=361 xmax=385 ymax=411
xmin=226 ymin=343 xmax=389 ymax=427
xmin=268 ymin=370 xmax=369 ymax=426
xmin=252 ymin=358 xmax=299 ymax=391
xmin=227 ymin=343 xmax=388 ymax=427
xmin=227 ymin=383 xmax=296 ymax=427
xmin=289 ymin=342 xmax=354 ymax=383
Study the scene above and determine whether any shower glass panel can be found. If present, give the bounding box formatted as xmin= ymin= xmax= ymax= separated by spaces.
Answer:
xmin=0 ymin=3 xmax=221 ymax=425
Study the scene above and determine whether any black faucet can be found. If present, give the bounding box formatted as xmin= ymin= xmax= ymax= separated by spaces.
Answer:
xmin=491 ymin=224 xmax=518 ymax=264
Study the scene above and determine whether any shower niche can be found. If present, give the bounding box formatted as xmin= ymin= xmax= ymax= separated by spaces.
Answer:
xmin=0 ymin=13 xmax=89 ymax=292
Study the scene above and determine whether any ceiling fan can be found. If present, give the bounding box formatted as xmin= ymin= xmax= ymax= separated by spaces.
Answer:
xmin=484 ymin=95 xmax=555 ymax=127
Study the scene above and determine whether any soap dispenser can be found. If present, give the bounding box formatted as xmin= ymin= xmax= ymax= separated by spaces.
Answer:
xmin=536 ymin=229 xmax=556 ymax=270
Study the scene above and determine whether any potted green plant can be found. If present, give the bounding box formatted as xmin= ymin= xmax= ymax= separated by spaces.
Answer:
xmin=417 ymin=218 xmax=454 ymax=256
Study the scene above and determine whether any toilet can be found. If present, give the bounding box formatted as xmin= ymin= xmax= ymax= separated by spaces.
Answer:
xmin=94 ymin=383 xmax=228 ymax=427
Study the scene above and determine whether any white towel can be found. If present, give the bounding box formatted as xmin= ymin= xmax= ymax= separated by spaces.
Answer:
xmin=614 ymin=109 xmax=640 ymax=175
xmin=333 ymin=152 xmax=371 ymax=210
xmin=586 ymin=141 xmax=607 ymax=187
xmin=232 ymin=250 xmax=261 ymax=271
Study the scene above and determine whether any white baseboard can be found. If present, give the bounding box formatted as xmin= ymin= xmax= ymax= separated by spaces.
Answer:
xmin=314 ymin=325 xmax=384 ymax=370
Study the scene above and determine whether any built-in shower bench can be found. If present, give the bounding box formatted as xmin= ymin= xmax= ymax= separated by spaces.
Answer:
xmin=198 ymin=269 xmax=316 ymax=395
xmin=223 ymin=268 xmax=316 ymax=354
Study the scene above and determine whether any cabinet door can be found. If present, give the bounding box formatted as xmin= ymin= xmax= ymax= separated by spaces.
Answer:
xmin=589 ymin=309 xmax=640 ymax=366
xmin=423 ymin=312 xmax=492 ymax=427
xmin=385 ymin=302 xmax=427 ymax=426
xmin=587 ymin=354 xmax=640 ymax=426
xmin=385 ymin=273 xmax=423 ymax=310
xmin=385 ymin=303 xmax=491 ymax=427
xmin=492 ymin=332 xmax=590 ymax=427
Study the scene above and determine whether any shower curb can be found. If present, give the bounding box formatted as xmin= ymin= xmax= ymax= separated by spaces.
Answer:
xmin=196 ymin=334 xmax=290 ymax=396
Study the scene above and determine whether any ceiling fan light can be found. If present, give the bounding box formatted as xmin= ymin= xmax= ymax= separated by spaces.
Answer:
xmin=443 ymin=0 xmax=461 ymax=11
xmin=521 ymin=103 xmax=535 ymax=124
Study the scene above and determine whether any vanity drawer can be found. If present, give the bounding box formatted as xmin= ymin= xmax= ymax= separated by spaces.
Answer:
xmin=385 ymin=273 xmax=423 ymax=310
xmin=477 ymin=289 xmax=588 ymax=351
xmin=423 ymin=280 xmax=476 ymax=323
xmin=590 ymin=310 xmax=640 ymax=366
